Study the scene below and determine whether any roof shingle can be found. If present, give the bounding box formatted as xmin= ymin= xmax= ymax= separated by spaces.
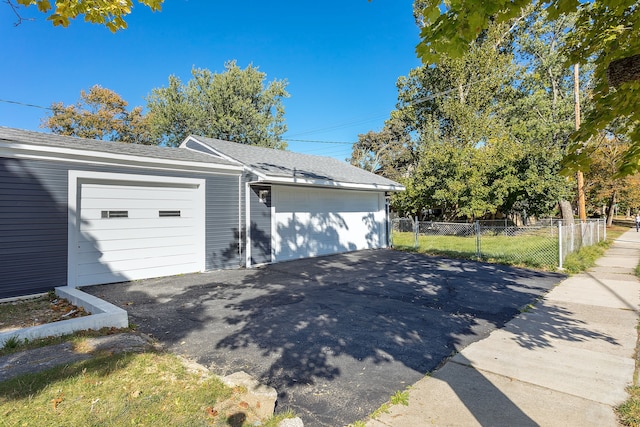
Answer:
xmin=0 ymin=127 xmax=239 ymax=167
xmin=189 ymin=135 xmax=404 ymax=190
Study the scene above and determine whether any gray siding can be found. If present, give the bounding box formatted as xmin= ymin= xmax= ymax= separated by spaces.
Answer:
xmin=0 ymin=158 xmax=68 ymax=298
xmin=249 ymin=185 xmax=272 ymax=264
xmin=204 ymin=174 xmax=242 ymax=269
xmin=0 ymin=156 xmax=242 ymax=298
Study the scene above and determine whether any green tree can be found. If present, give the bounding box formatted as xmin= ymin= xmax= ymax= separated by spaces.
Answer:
xmin=11 ymin=0 xmax=162 ymax=31
xmin=500 ymin=10 xmax=578 ymax=217
xmin=147 ymin=61 xmax=289 ymax=148
xmin=42 ymin=85 xmax=153 ymax=144
xmin=396 ymin=23 xmax=516 ymax=148
xmin=413 ymin=0 xmax=640 ymax=176
xmin=349 ymin=117 xmax=416 ymax=181
xmin=390 ymin=22 xmax=526 ymax=219
xmin=388 ymin=15 xmax=574 ymax=220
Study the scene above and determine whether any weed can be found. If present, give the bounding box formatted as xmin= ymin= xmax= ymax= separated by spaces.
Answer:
xmin=617 ymin=386 xmax=640 ymax=426
xmin=262 ymin=409 xmax=298 ymax=427
xmin=371 ymin=402 xmax=390 ymax=419
xmin=2 ymin=335 xmax=22 ymax=350
xmin=390 ymin=390 xmax=410 ymax=406
xmin=519 ymin=303 xmax=535 ymax=313
xmin=349 ymin=421 xmax=367 ymax=427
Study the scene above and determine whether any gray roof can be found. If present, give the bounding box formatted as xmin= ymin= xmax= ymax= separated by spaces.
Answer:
xmin=189 ymin=135 xmax=404 ymax=190
xmin=0 ymin=127 xmax=239 ymax=168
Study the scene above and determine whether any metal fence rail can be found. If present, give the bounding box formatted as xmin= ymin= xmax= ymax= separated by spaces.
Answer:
xmin=391 ymin=218 xmax=607 ymax=270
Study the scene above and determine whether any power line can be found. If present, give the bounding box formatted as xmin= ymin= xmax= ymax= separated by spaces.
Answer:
xmin=284 ymin=114 xmax=390 ymax=139
xmin=0 ymin=99 xmax=53 ymax=110
xmin=283 ymin=76 xmax=495 ymax=140
xmin=286 ymin=138 xmax=354 ymax=145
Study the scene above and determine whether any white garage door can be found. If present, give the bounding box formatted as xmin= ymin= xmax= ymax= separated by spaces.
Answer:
xmin=273 ymin=186 xmax=386 ymax=262
xmin=73 ymin=178 xmax=205 ymax=286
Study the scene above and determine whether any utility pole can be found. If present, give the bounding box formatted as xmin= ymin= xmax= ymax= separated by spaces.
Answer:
xmin=575 ymin=64 xmax=587 ymax=222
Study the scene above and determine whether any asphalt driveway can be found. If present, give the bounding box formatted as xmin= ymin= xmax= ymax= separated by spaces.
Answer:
xmin=83 ymin=249 xmax=564 ymax=426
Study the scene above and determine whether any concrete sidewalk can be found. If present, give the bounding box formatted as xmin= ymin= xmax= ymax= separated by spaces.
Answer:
xmin=367 ymin=228 xmax=640 ymax=427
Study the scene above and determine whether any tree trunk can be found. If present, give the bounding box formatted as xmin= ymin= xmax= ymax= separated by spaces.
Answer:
xmin=607 ymin=190 xmax=616 ymax=227
xmin=559 ymin=200 xmax=574 ymax=224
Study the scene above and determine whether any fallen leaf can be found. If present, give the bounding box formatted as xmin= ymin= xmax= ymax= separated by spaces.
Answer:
xmin=238 ymin=401 xmax=249 ymax=409
xmin=51 ymin=397 xmax=63 ymax=411
xmin=206 ymin=407 xmax=218 ymax=417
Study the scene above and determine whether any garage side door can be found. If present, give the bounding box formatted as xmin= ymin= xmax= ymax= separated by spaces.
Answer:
xmin=273 ymin=186 xmax=385 ymax=262
xmin=75 ymin=181 xmax=204 ymax=286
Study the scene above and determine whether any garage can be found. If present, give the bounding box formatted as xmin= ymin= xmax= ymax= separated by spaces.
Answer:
xmin=183 ymin=135 xmax=404 ymax=267
xmin=68 ymin=171 xmax=206 ymax=287
xmin=0 ymin=127 xmax=403 ymax=298
xmin=273 ymin=186 xmax=386 ymax=262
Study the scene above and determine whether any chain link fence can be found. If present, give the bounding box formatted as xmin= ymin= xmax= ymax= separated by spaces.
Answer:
xmin=391 ymin=218 xmax=607 ymax=270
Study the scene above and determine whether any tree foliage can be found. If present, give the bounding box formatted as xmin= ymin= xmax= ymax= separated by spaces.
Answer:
xmin=147 ymin=61 xmax=289 ymax=148
xmin=349 ymin=117 xmax=416 ymax=181
xmin=584 ymin=127 xmax=640 ymax=224
xmin=13 ymin=0 xmax=163 ymax=31
xmin=42 ymin=85 xmax=153 ymax=144
xmin=414 ymin=0 xmax=640 ymax=176
xmin=359 ymin=14 xmax=575 ymax=220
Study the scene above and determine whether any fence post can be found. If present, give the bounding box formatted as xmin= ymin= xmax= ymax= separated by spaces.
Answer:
xmin=570 ymin=222 xmax=575 ymax=253
xmin=475 ymin=221 xmax=481 ymax=260
xmin=604 ymin=217 xmax=607 ymax=241
xmin=558 ymin=221 xmax=563 ymax=270
xmin=414 ymin=216 xmax=419 ymax=249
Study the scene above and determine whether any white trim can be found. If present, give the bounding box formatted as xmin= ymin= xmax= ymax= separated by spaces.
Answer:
xmin=180 ymin=137 xmax=272 ymax=181
xmin=253 ymin=176 xmax=404 ymax=192
xmin=0 ymin=142 xmax=243 ymax=175
xmin=67 ymin=170 xmax=206 ymax=287
xmin=238 ymin=175 xmax=243 ymax=265
xmin=271 ymin=187 xmax=277 ymax=263
xmin=244 ymin=181 xmax=251 ymax=268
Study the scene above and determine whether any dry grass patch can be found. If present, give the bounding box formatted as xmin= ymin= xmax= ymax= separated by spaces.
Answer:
xmin=0 ymin=292 xmax=88 ymax=333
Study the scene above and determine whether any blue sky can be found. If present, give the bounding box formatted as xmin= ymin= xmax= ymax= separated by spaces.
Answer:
xmin=0 ymin=0 xmax=421 ymax=160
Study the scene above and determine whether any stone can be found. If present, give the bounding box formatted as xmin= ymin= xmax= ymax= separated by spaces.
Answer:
xmin=278 ymin=417 xmax=304 ymax=427
xmin=221 ymin=371 xmax=278 ymax=419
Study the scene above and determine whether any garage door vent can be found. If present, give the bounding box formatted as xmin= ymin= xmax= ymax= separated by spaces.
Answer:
xmin=159 ymin=210 xmax=181 ymax=217
xmin=101 ymin=210 xmax=128 ymax=219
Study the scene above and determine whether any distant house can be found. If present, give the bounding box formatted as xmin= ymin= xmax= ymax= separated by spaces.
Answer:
xmin=0 ymin=127 xmax=404 ymax=299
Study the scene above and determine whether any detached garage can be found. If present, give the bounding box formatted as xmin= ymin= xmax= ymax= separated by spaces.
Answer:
xmin=181 ymin=135 xmax=404 ymax=267
xmin=0 ymin=127 xmax=403 ymax=299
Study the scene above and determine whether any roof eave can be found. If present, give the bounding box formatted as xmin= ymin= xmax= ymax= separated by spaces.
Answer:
xmin=0 ymin=140 xmax=244 ymax=174
xmin=253 ymin=175 xmax=405 ymax=192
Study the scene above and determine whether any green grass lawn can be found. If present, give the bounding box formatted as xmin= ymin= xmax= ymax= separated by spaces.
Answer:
xmin=392 ymin=226 xmax=626 ymax=271
xmin=392 ymin=231 xmax=559 ymax=269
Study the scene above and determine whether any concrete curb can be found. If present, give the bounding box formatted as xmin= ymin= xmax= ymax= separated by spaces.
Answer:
xmin=0 ymin=286 xmax=128 ymax=346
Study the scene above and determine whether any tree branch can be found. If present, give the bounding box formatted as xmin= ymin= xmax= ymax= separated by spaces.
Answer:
xmin=5 ymin=0 xmax=34 ymax=26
